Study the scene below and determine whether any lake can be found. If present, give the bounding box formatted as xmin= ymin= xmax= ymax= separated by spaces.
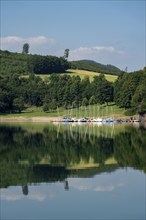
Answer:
xmin=0 ymin=122 xmax=146 ymax=220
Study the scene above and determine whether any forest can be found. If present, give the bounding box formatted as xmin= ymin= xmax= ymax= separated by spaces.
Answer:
xmin=0 ymin=49 xmax=146 ymax=116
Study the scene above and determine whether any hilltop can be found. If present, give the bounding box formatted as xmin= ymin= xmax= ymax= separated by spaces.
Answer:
xmin=0 ymin=49 xmax=70 ymax=76
xmin=70 ymin=60 xmax=122 ymax=75
xmin=0 ymin=50 xmax=122 ymax=77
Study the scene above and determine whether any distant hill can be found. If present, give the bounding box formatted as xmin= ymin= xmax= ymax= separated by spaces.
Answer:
xmin=0 ymin=50 xmax=121 ymax=76
xmin=70 ymin=60 xmax=122 ymax=75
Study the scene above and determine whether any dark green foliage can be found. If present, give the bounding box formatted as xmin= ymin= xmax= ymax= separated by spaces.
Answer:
xmin=82 ymin=97 xmax=89 ymax=106
xmin=114 ymin=126 xmax=146 ymax=170
xmin=0 ymin=50 xmax=30 ymax=75
xmin=0 ymin=75 xmax=25 ymax=113
xmin=42 ymin=103 xmax=49 ymax=112
xmin=0 ymin=74 xmax=47 ymax=113
xmin=91 ymin=74 xmax=113 ymax=105
xmin=89 ymin=95 xmax=96 ymax=105
xmin=0 ymin=50 xmax=70 ymax=76
xmin=114 ymin=72 xmax=141 ymax=108
xmin=80 ymin=76 xmax=91 ymax=100
xmin=13 ymin=97 xmax=25 ymax=113
xmin=49 ymin=99 xmax=57 ymax=110
xmin=70 ymin=60 xmax=122 ymax=75
xmin=22 ymin=43 xmax=29 ymax=54
xmin=131 ymin=77 xmax=146 ymax=115
xmin=64 ymin=49 xmax=69 ymax=59
xmin=2 ymin=67 xmax=145 ymax=115
xmin=29 ymin=55 xmax=70 ymax=74
xmin=0 ymin=71 xmax=115 ymax=113
xmin=114 ymin=67 xmax=146 ymax=114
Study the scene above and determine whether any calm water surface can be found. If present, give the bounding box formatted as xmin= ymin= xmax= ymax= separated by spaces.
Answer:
xmin=0 ymin=122 xmax=146 ymax=220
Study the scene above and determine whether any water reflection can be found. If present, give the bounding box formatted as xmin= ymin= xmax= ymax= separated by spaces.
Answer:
xmin=0 ymin=122 xmax=146 ymax=191
xmin=1 ymin=168 xmax=138 ymax=202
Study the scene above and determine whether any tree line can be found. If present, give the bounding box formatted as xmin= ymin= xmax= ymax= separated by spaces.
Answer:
xmin=0 ymin=67 xmax=146 ymax=115
xmin=0 ymin=73 xmax=113 ymax=113
xmin=114 ymin=67 xmax=146 ymax=115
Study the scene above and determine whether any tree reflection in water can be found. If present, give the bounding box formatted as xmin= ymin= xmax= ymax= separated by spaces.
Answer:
xmin=0 ymin=123 xmax=146 ymax=192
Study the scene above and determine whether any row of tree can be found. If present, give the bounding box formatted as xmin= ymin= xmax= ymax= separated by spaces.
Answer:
xmin=0 ymin=67 xmax=146 ymax=115
xmin=0 ymin=73 xmax=113 ymax=113
xmin=114 ymin=67 xmax=146 ymax=115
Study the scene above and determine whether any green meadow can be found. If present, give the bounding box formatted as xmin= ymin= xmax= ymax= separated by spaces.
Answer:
xmin=1 ymin=103 xmax=126 ymax=118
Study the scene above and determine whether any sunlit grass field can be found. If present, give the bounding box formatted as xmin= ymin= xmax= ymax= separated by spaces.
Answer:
xmin=65 ymin=69 xmax=118 ymax=82
xmin=22 ymin=69 xmax=118 ymax=82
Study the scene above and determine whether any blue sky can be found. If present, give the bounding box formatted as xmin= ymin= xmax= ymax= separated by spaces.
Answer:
xmin=1 ymin=0 xmax=145 ymax=71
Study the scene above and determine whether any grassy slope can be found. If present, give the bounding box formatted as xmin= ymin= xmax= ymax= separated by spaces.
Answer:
xmin=1 ymin=103 xmax=126 ymax=118
xmin=65 ymin=69 xmax=118 ymax=82
xmin=23 ymin=69 xmax=118 ymax=82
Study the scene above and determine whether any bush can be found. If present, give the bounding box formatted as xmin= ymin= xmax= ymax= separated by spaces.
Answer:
xmin=42 ymin=103 xmax=49 ymax=112
xmin=124 ymin=109 xmax=135 ymax=116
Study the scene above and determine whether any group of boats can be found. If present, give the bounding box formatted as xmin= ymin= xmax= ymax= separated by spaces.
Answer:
xmin=62 ymin=117 xmax=140 ymax=123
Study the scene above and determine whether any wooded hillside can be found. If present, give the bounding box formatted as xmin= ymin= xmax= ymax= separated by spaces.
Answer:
xmin=0 ymin=50 xmax=145 ymax=116
xmin=0 ymin=50 xmax=70 ymax=76
xmin=0 ymin=50 xmax=121 ymax=76
xmin=70 ymin=60 xmax=122 ymax=75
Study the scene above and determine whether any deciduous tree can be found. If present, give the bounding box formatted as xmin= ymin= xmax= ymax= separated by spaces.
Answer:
xmin=22 ymin=43 xmax=29 ymax=54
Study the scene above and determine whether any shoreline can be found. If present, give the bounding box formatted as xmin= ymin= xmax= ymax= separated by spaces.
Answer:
xmin=0 ymin=115 xmax=133 ymax=123
xmin=0 ymin=116 xmax=62 ymax=122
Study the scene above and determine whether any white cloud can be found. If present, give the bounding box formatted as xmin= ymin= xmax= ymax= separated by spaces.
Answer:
xmin=69 ymin=46 xmax=124 ymax=61
xmin=27 ymin=36 xmax=55 ymax=47
xmin=1 ymin=36 xmax=24 ymax=44
xmin=0 ymin=35 xmax=56 ymax=52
